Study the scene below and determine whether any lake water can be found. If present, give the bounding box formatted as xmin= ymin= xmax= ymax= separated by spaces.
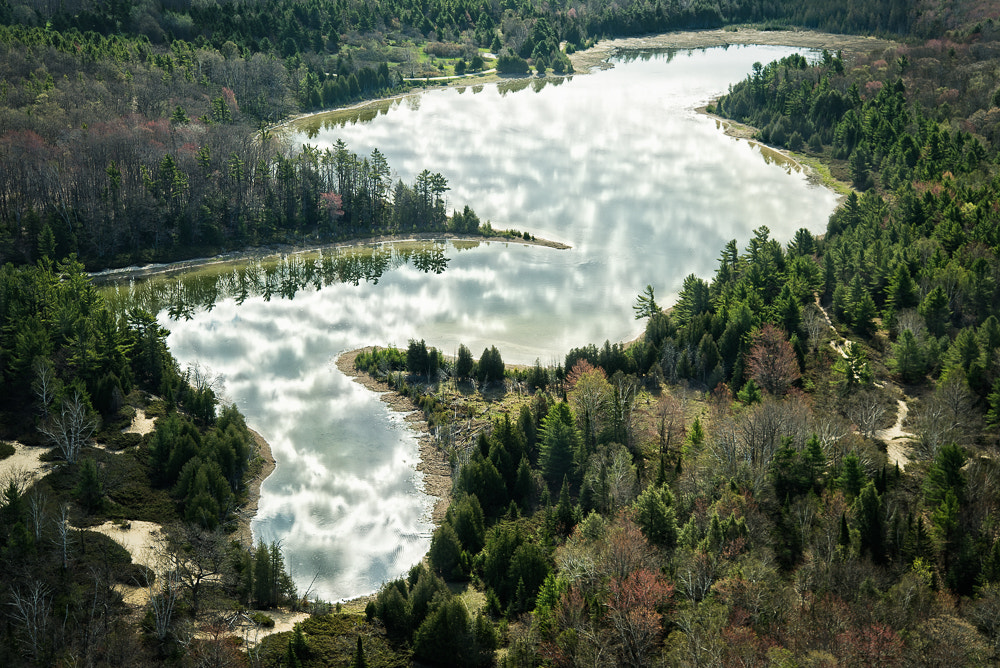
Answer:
xmin=131 ymin=45 xmax=838 ymax=601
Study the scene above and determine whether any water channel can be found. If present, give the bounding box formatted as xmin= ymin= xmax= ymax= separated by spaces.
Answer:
xmin=112 ymin=45 xmax=840 ymax=601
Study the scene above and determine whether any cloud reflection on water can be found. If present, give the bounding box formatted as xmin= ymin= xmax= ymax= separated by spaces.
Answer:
xmin=161 ymin=45 xmax=839 ymax=601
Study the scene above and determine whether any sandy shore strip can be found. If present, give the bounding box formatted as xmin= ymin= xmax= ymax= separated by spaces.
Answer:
xmin=335 ymin=348 xmax=453 ymax=526
xmin=90 ymin=232 xmax=569 ymax=284
xmin=233 ymin=429 xmax=277 ymax=548
xmin=569 ymin=27 xmax=896 ymax=72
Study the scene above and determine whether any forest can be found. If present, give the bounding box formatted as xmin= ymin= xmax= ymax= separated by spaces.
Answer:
xmin=0 ymin=0 xmax=953 ymax=270
xmin=3 ymin=0 xmax=1000 ymax=665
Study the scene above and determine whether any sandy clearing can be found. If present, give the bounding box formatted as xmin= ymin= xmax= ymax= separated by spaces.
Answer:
xmin=236 ymin=609 xmax=311 ymax=647
xmin=0 ymin=441 xmax=55 ymax=489
xmin=123 ymin=407 xmax=157 ymax=436
xmin=84 ymin=520 xmax=167 ymax=607
xmin=86 ymin=520 xmax=166 ymax=573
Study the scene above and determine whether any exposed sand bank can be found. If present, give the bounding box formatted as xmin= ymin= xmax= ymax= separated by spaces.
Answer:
xmin=335 ymin=348 xmax=453 ymax=526
xmin=234 ymin=429 xmax=277 ymax=548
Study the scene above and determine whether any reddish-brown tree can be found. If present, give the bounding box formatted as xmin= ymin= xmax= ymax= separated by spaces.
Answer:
xmin=746 ymin=323 xmax=801 ymax=396
xmin=606 ymin=569 xmax=673 ymax=668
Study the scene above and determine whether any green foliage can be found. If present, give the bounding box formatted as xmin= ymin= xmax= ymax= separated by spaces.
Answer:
xmin=477 ymin=346 xmax=505 ymax=384
xmin=854 ymin=481 xmax=885 ymax=563
xmin=74 ymin=457 xmax=104 ymax=513
xmin=633 ymin=284 xmax=660 ymax=320
xmin=455 ymin=344 xmax=474 ymax=380
xmin=253 ymin=540 xmax=296 ymax=609
xmin=890 ymin=329 xmax=927 ymax=383
xmin=837 ymin=454 xmax=866 ymax=498
xmin=539 ymin=402 xmax=581 ymax=489
xmin=632 ymin=483 xmax=678 ymax=549
xmin=924 ymin=443 xmax=966 ymax=508
xmin=429 ymin=523 xmax=465 ymax=579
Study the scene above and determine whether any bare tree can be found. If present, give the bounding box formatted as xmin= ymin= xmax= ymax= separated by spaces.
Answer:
xmin=164 ymin=524 xmax=228 ymax=617
xmin=27 ymin=488 xmax=48 ymax=542
xmin=803 ymin=304 xmax=828 ymax=353
xmin=52 ymin=504 xmax=73 ymax=570
xmin=38 ymin=389 xmax=97 ymax=464
xmin=31 ymin=357 xmax=59 ymax=418
xmin=912 ymin=374 xmax=979 ymax=458
xmin=846 ymin=389 xmax=888 ymax=440
xmin=8 ymin=580 xmax=52 ymax=661
xmin=747 ymin=323 xmax=801 ymax=396
xmin=895 ymin=308 xmax=926 ymax=336
xmin=610 ymin=372 xmax=639 ymax=450
xmin=147 ymin=567 xmax=183 ymax=644
xmin=710 ymin=397 xmax=807 ymax=492
xmin=791 ymin=495 xmax=818 ymax=548
xmin=656 ymin=394 xmax=684 ymax=459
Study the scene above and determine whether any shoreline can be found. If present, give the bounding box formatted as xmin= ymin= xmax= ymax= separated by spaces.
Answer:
xmin=334 ymin=348 xmax=453 ymax=527
xmin=696 ymin=105 xmax=854 ymax=202
xmin=102 ymin=25 xmax=876 ymax=571
xmin=234 ymin=428 xmax=276 ymax=548
xmin=568 ymin=27 xmax=896 ymax=72
xmin=90 ymin=28 xmax=888 ymax=287
xmin=90 ymin=232 xmax=569 ymax=284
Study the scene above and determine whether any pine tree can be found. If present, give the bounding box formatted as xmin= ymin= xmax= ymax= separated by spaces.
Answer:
xmin=353 ymin=636 xmax=366 ymax=668
xmin=539 ymin=402 xmax=580 ymax=489
xmin=854 ymin=482 xmax=885 ymax=563
xmin=555 ymin=476 xmax=574 ymax=534
xmin=837 ymin=454 xmax=865 ymax=498
xmin=74 ymin=458 xmax=104 ymax=513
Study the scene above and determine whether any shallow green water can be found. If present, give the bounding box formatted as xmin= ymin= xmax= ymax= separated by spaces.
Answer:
xmin=121 ymin=45 xmax=839 ymax=601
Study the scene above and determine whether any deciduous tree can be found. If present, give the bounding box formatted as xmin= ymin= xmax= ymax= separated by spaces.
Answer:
xmin=747 ymin=323 xmax=800 ymax=395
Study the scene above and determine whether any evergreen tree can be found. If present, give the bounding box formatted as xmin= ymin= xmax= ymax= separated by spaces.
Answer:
xmin=920 ymin=286 xmax=951 ymax=337
xmin=633 ymin=483 xmax=678 ymax=549
xmin=854 ymin=482 xmax=885 ymax=563
xmin=74 ymin=458 xmax=104 ymax=513
xmin=539 ymin=402 xmax=580 ymax=489
xmin=353 ymin=636 xmax=366 ymax=668
xmin=455 ymin=343 xmax=474 ymax=380
xmin=837 ymin=454 xmax=865 ymax=498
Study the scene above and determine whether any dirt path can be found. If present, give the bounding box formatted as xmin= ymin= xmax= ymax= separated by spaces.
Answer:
xmin=813 ymin=297 xmax=914 ymax=468
xmin=876 ymin=399 xmax=914 ymax=469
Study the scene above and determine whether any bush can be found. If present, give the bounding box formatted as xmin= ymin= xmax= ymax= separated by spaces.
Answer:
xmin=103 ymin=432 xmax=142 ymax=452
xmin=251 ymin=611 xmax=275 ymax=627
xmin=497 ymin=53 xmax=529 ymax=75
xmin=425 ymin=42 xmax=465 ymax=58
xmin=0 ymin=441 xmax=14 ymax=460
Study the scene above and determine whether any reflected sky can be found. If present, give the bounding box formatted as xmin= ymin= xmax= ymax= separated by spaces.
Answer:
xmin=160 ymin=45 xmax=839 ymax=601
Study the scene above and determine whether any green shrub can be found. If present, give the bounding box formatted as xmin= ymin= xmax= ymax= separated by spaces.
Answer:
xmin=251 ymin=611 xmax=275 ymax=627
xmin=0 ymin=441 xmax=14 ymax=460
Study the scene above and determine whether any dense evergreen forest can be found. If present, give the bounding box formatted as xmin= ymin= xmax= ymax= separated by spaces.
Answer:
xmin=4 ymin=0 xmax=1000 ymax=664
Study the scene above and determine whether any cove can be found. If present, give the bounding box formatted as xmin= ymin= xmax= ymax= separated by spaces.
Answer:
xmin=119 ymin=44 xmax=839 ymax=602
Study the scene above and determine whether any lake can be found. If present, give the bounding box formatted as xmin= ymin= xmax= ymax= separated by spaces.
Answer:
xmin=125 ymin=44 xmax=839 ymax=601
